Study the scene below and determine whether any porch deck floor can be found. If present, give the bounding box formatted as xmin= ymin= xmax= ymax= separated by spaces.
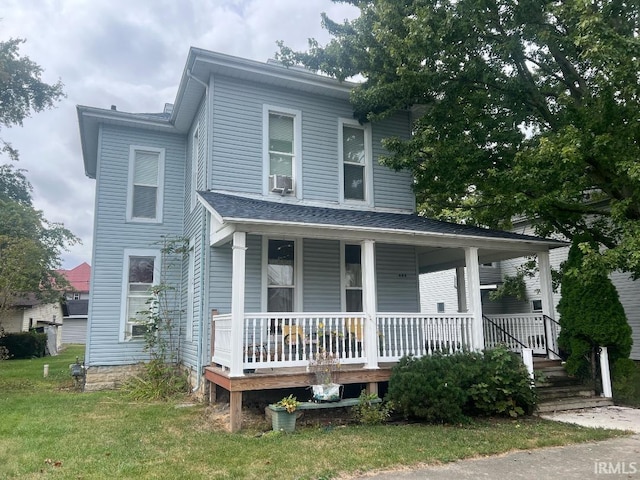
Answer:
xmin=204 ymin=363 xmax=395 ymax=393
xmin=205 ymin=363 xmax=395 ymax=432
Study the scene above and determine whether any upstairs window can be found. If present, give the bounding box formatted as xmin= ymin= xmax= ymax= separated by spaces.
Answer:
xmin=127 ymin=146 xmax=164 ymax=223
xmin=269 ymin=113 xmax=294 ymax=178
xmin=263 ymin=105 xmax=301 ymax=197
xmin=340 ymin=119 xmax=372 ymax=204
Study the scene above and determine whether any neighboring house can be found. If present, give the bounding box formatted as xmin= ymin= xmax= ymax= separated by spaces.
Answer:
xmin=493 ymin=219 xmax=640 ymax=361
xmin=0 ymin=293 xmax=63 ymax=351
xmin=57 ymin=262 xmax=91 ymax=344
xmin=77 ymin=48 xmax=563 ymax=428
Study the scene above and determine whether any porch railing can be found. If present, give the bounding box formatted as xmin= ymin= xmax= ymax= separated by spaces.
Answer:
xmin=483 ymin=314 xmax=549 ymax=354
xmin=211 ymin=312 xmax=475 ymax=372
xmin=377 ymin=313 xmax=474 ymax=361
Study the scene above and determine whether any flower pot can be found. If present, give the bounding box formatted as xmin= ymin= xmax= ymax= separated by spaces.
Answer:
xmin=270 ymin=408 xmax=297 ymax=433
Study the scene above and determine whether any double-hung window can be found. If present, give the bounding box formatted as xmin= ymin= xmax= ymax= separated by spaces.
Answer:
xmin=263 ymin=105 xmax=301 ymax=197
xmin=127 ymin=146 xmax=164 ymax=223
xmin=340 ymin=119 xmax=372 ymax=204
xmin=267 ymin=239 xmax=295 ymax=312
xmin=344 ymin=244 xmax=363 ymax=312
xmin=121 ymin=250 xmax=160 ymax=341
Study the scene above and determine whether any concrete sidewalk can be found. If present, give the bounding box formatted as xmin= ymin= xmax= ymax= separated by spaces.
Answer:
xmin=352 ymin=407 xmax=640 ymax=480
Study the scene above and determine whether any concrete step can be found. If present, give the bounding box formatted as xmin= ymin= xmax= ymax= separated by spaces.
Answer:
xmin=537 ymin=385 xmax=595 ymax=401
xmin=536 ymin=396 xmax=614 ymax=413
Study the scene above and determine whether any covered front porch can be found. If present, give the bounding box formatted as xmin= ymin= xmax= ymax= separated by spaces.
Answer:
xmin=198 ymin=192 xmax=564 ymax=431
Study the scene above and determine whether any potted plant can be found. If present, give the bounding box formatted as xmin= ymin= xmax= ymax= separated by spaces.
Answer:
xmin=309 ymin=351 xmax=342 ymax=402
xmin=268 ymin=394 xmax=301 ymax=432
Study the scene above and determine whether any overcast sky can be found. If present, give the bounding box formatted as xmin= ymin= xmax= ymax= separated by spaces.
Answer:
xmin=2 ymin=0 xmax=358 ymax=269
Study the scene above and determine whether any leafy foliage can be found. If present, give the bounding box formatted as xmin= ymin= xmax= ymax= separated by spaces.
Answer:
xmin=0 ymin=35 xmax=75 ymax=334
xmin=0 ymin=38 xmax=64 ymax=161
xmin=611 ymin=358 xmax=640 ymax=407
xmin=123 ymin=236 xmax=190 ymax=400
xmin=387 ymin=346 xmax=535 ymax=423
xmin=557 ymin=235 xmax=632 ymax=382
xmin=351 ymin=390 xmax=392 ymax=425
xmin=0 ymin=331 xmax=47 ymax=359
xmin=279 ymin=0 xmax=640 ymax=277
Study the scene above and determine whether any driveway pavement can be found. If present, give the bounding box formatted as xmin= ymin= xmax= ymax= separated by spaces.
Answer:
xmin=352 ymin=406 xmax=640 ymax=480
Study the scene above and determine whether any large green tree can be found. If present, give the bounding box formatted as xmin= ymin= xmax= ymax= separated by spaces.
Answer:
xmin=279 ymin=0 xmax=640 ymax=276
xmin=0 ymin=37 xmax=75 ymax=323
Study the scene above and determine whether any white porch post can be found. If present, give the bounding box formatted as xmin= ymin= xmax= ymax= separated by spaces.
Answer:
xmin=362 ymin=239 xmax=379 ymax=369
xmin=464 ymin=247 xmax=484 ymax=351
xmin=230 ymin=231 xmax=246 ymax=377
xmin=456 ymin=266 xmax=468 ymax=313
xmin=539 ymin=251 xmax=560 ymax=360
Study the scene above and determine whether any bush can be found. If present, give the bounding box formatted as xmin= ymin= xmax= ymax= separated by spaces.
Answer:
xmin=468 ymin=347 xmax=536 ymax=418
xmin=387 ymin=346 xmax=535 ymax=424
xmin=351 ymin=390 xmax=392 ymax=425
xmin=122 ymin=359 xmax=190 ymax=401
xmin=612 ymin=359 xmax=640 ymax=407
xmin=0 ymin=331 xmax=47 ymax=359
xmin=387 ymin=352 xmax=483 ymax=424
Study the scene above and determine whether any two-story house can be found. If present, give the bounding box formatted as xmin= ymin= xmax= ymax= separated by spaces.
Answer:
xmin=77 ymin=48 xmax=563 ymax=430
xmin=57 ymin=262 xmax=91 ymax=344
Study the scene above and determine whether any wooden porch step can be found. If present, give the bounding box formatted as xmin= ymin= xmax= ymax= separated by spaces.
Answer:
xmin=536 ymin=396 xmax=614 ymax=413
xmin=533 ymin=358 xmax=563 ymax=369
xmin=537 ymin=385 xmax=595 ymax=401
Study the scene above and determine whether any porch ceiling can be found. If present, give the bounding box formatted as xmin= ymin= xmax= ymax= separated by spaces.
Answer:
xmin=198 ymin=191 xmax=566 ymax=271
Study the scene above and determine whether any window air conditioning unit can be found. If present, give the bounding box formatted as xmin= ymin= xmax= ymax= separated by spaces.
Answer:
xmin=269 ymin=174 xmax=293 ymax=194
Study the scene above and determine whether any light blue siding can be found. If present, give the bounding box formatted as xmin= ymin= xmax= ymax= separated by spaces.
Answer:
xmin=88 ymin=124 xmax=185 ymax=366
xmin=303 ymin=238 xmax=341 ymax=311
xmin=210 ymin=76 xmax=415 ymax=210
xmin=376 ymin=244 xmax=419 ymax=312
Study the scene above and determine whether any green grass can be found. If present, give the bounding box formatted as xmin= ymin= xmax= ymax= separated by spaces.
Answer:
xmin=0 ymin=347 xmax=628 ymax=479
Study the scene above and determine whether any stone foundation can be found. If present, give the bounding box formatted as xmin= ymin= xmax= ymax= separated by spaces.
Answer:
xmin=84 ymin=363 xmax=207 ymax=396
xmin=84 ymin=364 xmax=146 ymax=391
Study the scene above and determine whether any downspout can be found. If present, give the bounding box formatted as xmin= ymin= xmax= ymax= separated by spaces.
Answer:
xmin=189 ymin=66 xmax=210 ymax=394
xmin=192 ymin=212 xmax=207 ymax=393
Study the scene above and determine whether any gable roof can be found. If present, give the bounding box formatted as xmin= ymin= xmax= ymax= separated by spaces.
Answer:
xmin=56 ymin=262 xmax=91 ymax=293
xmin=198 ymin=191 xmax=565 ymax=247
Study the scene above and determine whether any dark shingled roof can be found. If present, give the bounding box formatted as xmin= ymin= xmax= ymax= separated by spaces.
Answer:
xmin=62 ymin=300 xmax=89 ymax=317
xmin=198 ymin=191 xmax=563 ymax=245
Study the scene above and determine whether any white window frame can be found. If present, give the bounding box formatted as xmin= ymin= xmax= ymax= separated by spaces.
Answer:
xmin=531 ymin=299 xmax=543 ymax=313
xmin=339 ymin=118 xmax=373 ymax=206
xmin=262 ymin=105 xmax=302 ymax=199
xmin=190 ymin=126 xmax=200 ymax=212
xmin=119 ymin=248 xmax=161 ymax=342
xmin=437 ymin=302 xmax=446 ymax=313
xmin=340 ymin=242 xmax=364 ymax=312
xmin=186 ymin=239 xmax=195 ymax=342
xmin=261 ymin=237 xmax=303 ymax=312
xmin=126 ymin=145 xmax=165 ymax=223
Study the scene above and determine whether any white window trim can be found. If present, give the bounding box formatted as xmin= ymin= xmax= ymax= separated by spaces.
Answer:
xmin=261 ymin=237 xmax=303 ymax=312
xmin=190 ymin=126 xmax=199 ymax=212
xmin=119 ymin=248 xmax=162 ymax=342
xmin=186 ymin=239 xmax=195 ymax=342
xmin=531 ymin=299 xmax=543 ymax=313
xmin=262 ymin=105 xmax=303 ymax=199
xmin=338 ymin=118 xmax=373 ymax=206
xmin=126 ymin=145 xmax=165 ymax=223
xmin=340 ymin=241 xmax=364 ymax=312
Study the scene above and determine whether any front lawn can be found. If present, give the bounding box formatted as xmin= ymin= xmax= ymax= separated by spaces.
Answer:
xmin=0 ymin=347 xmax=627 ymax=479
